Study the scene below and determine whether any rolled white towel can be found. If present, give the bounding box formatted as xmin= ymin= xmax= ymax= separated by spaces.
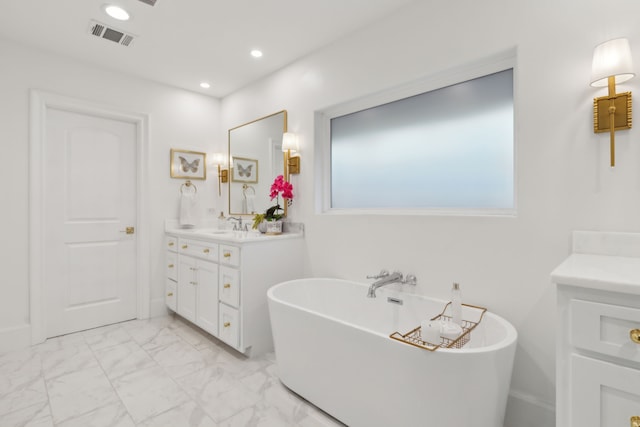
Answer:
xmin=179 ymin=192 xmax=198 ymax=227
xmin=245 ymin=194 xmax=256 ymax=214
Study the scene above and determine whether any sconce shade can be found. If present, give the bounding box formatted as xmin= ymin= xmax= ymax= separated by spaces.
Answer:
xmin=282 ymin=132 xmax=299 ymax=152
xmin=591 ymin=38 xmax=635 ymax=87
xmin=212 ymin=152 xmax=227 ymax=166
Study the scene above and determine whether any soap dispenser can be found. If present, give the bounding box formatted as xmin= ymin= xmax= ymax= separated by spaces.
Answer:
xmin=218 ymin=211 xmax=226 ymax=230
xmin=451 ymin=282 xmax=462 ymax=326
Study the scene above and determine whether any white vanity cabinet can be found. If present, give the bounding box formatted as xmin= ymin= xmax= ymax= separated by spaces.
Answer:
xmin=165 ymin=231 xmax=304 ymax=357
xmin=552 ymin=231 xmax=640 ymax=427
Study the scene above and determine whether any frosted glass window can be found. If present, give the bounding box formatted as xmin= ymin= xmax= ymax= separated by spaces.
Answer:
xmin=330 ymin=69 xmax=514 ymax=211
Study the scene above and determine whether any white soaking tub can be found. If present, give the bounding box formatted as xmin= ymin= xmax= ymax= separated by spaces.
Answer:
xmin=267 ymin=278 xmax=517 ymax=427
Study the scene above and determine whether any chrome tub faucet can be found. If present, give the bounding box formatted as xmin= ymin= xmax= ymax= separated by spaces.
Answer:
xmin=366 ymin=270 xmax=417 ymax=298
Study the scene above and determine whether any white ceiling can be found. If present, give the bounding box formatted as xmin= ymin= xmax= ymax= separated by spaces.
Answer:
xmin=0 ymin=0 xmax=415 ymax=97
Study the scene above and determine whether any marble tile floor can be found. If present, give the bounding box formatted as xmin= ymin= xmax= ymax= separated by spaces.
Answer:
xmin=0 ymin=315 xmax=346 ymax=427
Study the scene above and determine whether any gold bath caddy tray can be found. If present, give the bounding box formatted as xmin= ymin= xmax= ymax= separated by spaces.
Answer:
xmin=390 ymin=303 xmax=487 ymax=352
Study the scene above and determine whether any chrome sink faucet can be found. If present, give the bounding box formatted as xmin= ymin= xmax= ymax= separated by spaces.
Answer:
xmin=227 ymin=216 xmax=248 ymax=231
xmin=366 ymin=269 xmax=417 ymax=298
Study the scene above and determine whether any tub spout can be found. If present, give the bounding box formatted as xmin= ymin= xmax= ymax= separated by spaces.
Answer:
xmin=367 ymin=271 xmax=404 ymax=298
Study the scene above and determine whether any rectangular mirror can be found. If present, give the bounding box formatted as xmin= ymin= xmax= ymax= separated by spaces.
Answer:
xmin=228 ymin=110 xmax=287 ymax=216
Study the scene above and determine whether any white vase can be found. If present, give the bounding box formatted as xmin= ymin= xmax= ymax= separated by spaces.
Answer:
xmin=265 ymin=220 xmax=282 ymax=235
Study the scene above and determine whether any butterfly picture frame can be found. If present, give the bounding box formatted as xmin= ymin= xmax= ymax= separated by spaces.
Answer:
xmin=170 ymin=149 xmax=207 ymax=180
xmin=231 ymin=157 xmax=258 ymax=183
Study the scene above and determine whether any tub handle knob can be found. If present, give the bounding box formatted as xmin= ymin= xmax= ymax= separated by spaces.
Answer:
xmin=403 ymin=274 xmax=417 ymax=285
xmin=367 ymin=269 xmax=389 ymax=279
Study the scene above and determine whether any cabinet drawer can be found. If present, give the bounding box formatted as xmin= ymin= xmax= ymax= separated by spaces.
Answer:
xmin=219 ymin=303 xmax=240 ymax=349
xmin=571 ymin=299 xmax=640 ymax=363
xmin=219 ymin=266 xmax=240 ymax=308
xmin=166 ymin=251 xmax=177 ymax=281
xmin=166 ymin=236 xmax=178 ymax=252
xmin=165 ymin=278 xmax=177 ymax=312
xmin=219 ymin=245 xmax=240 ymax=267
xmin=571 ymin=354 xmax=640 ymax=427
xmin=179 ymin=238 xmax=219 ymax=261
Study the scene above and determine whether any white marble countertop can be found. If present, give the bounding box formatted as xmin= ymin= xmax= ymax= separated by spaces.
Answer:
xmin=166 ymin=227 xmax=304 ymax=244
xmin=551 ymin=231 xmax=640 ymax=295
xmin=551 ymin=253 xmax=640 ymax=295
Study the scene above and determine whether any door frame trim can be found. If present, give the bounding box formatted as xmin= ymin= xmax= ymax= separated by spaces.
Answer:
xmin=29 ymin=90 xmax=150 ymax=344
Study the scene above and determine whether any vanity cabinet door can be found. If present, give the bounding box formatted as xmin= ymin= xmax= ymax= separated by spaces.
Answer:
xmin=165 ymin=278 xmax=177 ymax=312
xmin=571 ymin=354 xmax=640 ymax=427
xmin=195 ymin=259 xmax=218 ymax=336
xmin=219 ymin=303 xmax=240 ymax=349
xmin=219 ymin=266 xmax=240 ymax=308
xmin=219 ymin=245 xmax=240 ymax=267
xmin=177 ymin=255 xmax=197 ymax=323
xmin=166 ymin=251 xmax=177 ymax=281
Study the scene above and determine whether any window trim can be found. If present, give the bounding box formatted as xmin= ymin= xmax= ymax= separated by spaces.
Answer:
xmin=315 ymin=49 xmax=518 ymax=217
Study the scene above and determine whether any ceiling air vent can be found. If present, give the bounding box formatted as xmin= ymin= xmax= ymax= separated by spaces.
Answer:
xmin=137 ymin=0 xmax=157 ymax=5
xmin=88 ymin=20 xmax=136 ymax=47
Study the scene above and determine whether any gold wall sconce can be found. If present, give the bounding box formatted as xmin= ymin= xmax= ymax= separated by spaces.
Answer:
xmin=282 ymin=132 xmax=300 ymax=180
xmin=591 ymin=38 xmax=635 ymax=167
xmin=211 ymin=152 xmax=228 ymax=196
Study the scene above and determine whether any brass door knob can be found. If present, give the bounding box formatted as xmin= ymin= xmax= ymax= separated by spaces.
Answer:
xmin=203 ymin=248 xmax=210 ymax=254
xmin=631 ymin=416 xmax=640 ymax=427
xmin=190 ymin=281 xmax=197 ymax=285
xmin=168 ymin=242 xmax=175 ymax=247
xmin=223 ymin=283 xmax=231 ymax=289
xmin=167 ymin=292 xmax=173 ymax=297
xmin=168 ymin=264 xmax=174 ymax=268
xmin=182 ymin=245 xmax=188 ymax=249
xmin=631 ymin=329 xmax=640 ymax=344
xmin=223 ymin=322 xmax=231 ymax=328
xmin=223 ymin=252 xmax=231 ymax=258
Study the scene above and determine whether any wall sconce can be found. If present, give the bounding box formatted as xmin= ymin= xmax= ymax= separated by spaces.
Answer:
xmin=591 ymin=38 xmax=635 ymax=167
xmin=211 ymin=152 xmax=228 ymax=196
xmin=282 ymin=132 xmax=300 ymax=180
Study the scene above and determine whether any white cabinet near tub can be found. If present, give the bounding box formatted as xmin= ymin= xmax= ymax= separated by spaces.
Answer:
xmin=552 ymin=231 xmax=640 ymax=427
xmin=165 ymin=230 xmax=304 ymax=357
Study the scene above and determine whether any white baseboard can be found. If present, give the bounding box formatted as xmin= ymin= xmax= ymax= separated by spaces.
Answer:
xmin=504 ymin=389 xmax=555 ymax=427
xmin=0 ymin=324 xmax=32 ymax=353
xmin=149 ymin=297 xmax=170 ymax=318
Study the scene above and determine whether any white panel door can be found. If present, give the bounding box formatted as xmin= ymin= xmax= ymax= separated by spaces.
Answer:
xmin=44 ymin=108 xmax=137 ymax=338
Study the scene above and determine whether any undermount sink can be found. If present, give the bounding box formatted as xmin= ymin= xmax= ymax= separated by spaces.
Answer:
xmin=207 ymin=230 xmax=232 ymax=235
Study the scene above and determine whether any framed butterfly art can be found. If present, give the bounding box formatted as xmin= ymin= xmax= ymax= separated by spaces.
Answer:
xmin=231 ymin=157 xmax=258 ymax=183
xmin=170 ymin=149 xmax=207 ymax=180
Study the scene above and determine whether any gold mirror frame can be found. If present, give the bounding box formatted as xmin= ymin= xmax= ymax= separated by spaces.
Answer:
xmin=228 ymin=110 xmax=288 ymax=217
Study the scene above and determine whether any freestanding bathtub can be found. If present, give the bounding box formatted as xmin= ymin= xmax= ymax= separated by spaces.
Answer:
xmin=267 ymin=278 xmax=517 ymax=427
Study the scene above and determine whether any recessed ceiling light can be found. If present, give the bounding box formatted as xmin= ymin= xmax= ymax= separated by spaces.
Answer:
xmin=250 ymin=49 xmax=263 ymax=58
xmin=104 ymin=5 xmax=130 ymax=21
xmin=200 ymin=82 xmax=211 ymax=89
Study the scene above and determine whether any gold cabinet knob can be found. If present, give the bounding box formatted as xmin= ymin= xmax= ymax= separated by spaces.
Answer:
xmin=168 ymin=242 xmax=175 ymax=247
xmin=223 ymin=322 xmax=231 ymax=328
xmin=167 ymin=292 xmax=173 ymax=297
xmin=168 ymin=264 xmax=174 ymax=268
xmin=631 ymin=329 xmax=640 ymax=344
xmin=631 ymin=416 xmax=640 ymax=427
xmin=182 ymin=244 xmax=188 ymax=249
xmin=190 ymin=281 xmax=197 ymax=285
xmin=223 ymin=283 xmax=231 ymax=289
xmin=223 ymin=252 xmax=231 ymax=258
xmin=203 ymin=248 xmax=210 ymax=254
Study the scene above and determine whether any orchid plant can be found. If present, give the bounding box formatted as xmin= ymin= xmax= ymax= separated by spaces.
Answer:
xmin=252 ymin=175 xmax=294 ymax=229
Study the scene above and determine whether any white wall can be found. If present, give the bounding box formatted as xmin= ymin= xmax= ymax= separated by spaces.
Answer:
xmin=0 ymin=38 xmax=225 ymax=350
xmin=221 ymin=0 xmax=640 ymax=425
